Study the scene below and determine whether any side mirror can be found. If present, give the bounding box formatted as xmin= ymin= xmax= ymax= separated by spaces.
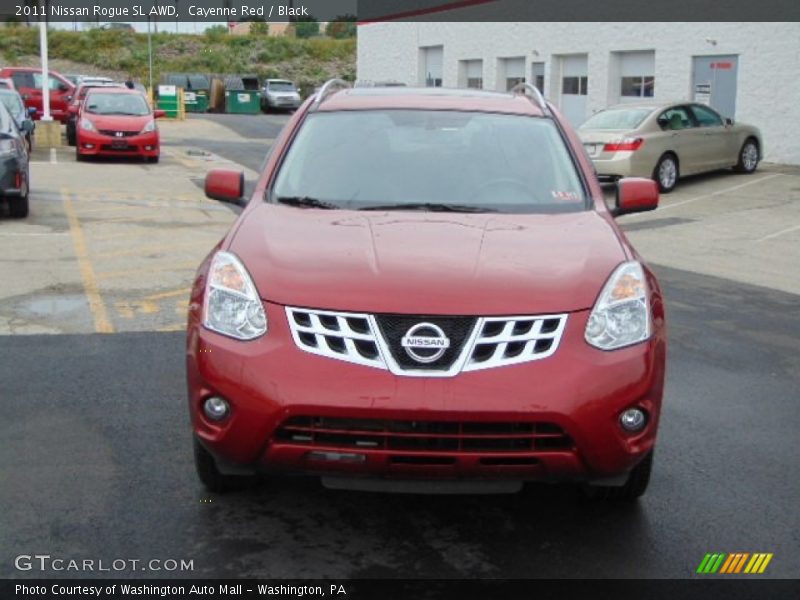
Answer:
xmin=611 ymin=178 xmax=659 ymax=217
xmin=205 ymin=169 xmax=245 ymax=205
xmin=59 ymin=83 xmax=70 ymax=92
xmin=153 ymin=109 xmax=166 ymax=119
xmin=725 ymin=117 xmax=734 ymax=126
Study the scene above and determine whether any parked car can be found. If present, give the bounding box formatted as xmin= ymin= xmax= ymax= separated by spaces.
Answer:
xmin=578 ymin=101 xmax=762 ymax=192
xmin=0 ymin=67 xmax=75 ymax=124
xmin=187 ymin=82 xmax=666 ymax=500
xmin=0 ymin=100 xmax=30 ymax=218
xmin=0 ymin=78 xmax=15 ymax=90
xmin=261 ymin=79 xmax=302 ymax=111
xmin=66 ymin=82 xmax=125 ymax=146
xmin=0 ymin=89 xmax=36 ymax=151
xmin=76 ymin=88 xmax=165 ymax=163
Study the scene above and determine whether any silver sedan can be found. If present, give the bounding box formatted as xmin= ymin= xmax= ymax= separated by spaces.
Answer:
xmin=579 ymin=101 xmax=762 ymax=192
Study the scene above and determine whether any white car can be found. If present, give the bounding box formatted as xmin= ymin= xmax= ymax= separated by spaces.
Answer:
xmin=261 ymin=79 xmax=301 ymax=112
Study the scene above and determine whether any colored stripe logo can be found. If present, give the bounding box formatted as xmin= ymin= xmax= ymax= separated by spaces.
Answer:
xmin=697 ymin=553 xmax=773 ymax=574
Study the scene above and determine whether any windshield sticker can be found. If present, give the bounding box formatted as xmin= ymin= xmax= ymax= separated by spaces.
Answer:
xmin=551 ymin=190 xmax=580 ymax=201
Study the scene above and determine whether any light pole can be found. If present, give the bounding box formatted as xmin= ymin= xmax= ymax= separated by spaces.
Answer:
xmin=38 ymin=0 xmax=51 ymax=121
xmin=148 ymin=16 xmax=154 ymax=93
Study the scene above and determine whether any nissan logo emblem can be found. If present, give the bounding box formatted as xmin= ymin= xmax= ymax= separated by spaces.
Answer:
xmin=401 ymin=322 xmax=450 ymax=364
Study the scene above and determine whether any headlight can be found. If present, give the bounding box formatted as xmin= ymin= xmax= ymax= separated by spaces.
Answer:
xmin=203 ymin=251 xmax=267 ymax=340
xmin=80 ymin=118 xmax=96 ymax=131
xmin=585 ymin=261 xmax=651 ymax=350
xmin=140 ymin=120 xmax=156 ymax=134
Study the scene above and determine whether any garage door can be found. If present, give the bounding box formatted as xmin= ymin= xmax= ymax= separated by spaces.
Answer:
xmin=618 ymin=51 xmax=655 ymax=103
xmin=422 ymin=46 xmax=443 ymax=87
xmin=500 ymin=57 xmax=526 ymax=91
xmin=692 ymin=55 xmax=738 ymax=119
xmin=559 ymin=55 xmax=588 ymax=126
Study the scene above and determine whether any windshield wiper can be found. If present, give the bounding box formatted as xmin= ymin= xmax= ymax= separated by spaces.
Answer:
xmin=359 ymin=202 xmax=497 ymax=213
xmin=275 ymin=196 xmax=340 ymax=210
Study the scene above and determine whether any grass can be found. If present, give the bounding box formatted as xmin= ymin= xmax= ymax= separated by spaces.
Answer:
xmin=0 ymin=27 xmax=356 ymax=94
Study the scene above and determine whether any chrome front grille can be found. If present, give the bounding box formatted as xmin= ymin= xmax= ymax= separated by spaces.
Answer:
xmin=285 ymin=307 xmax=567 ymax=377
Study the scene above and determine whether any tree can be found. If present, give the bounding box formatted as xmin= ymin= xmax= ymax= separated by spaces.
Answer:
xmin=325 ymin=15 xmax=356 ymax=39
xmin=294 ymin=17 xmax=320 ymax=39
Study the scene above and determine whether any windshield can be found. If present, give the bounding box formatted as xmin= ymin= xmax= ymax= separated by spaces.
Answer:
xmin=272 ymin=110 xmax=586 ymax=214
xmin=268 ymin=81 xmax=296 ymax=92
xmin=580 ymin=108 xmax=653 ymax=131
xmin=84 ymin=93 xmax=150 ymax=116
xmin=0 ymin=92 xmax=24 ymax=116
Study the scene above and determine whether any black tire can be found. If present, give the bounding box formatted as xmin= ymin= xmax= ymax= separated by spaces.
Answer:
xmin=146 ymin=155 xmax=159 ymax=164
xmin=653 ymin=154 xmax=679 ymax=193
xmin=734 ymin=138 xmax=759 ymax=174
xmin=8 ymin=173 xmax=29 ymax=218
xmin=582 ymin=451 xmax=654 ymax=501
xmin=76 ymin=148 xmax=86 ymax=162
xmin=66 ymin=125 xmax=76 ymax=147
xmin=193 ymin=438 xmax=254 ymax=493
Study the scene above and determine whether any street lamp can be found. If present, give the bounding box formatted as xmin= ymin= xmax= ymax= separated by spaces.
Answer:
xmin=38 ymin=0 xmax=51 ymax=121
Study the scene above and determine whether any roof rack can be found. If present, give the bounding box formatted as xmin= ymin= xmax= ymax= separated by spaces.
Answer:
xmin=510 ymin=82 xmax=550 ymax=116
xmin=310 ymin=78 xmax=351 ymax=111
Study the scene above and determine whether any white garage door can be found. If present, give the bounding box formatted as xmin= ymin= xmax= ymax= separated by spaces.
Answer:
xmin=422 ymin=46 xmax=443 ymax=87
xmin=500 ymin=57 xmax=526 ymax=91
xmin=618 ymin=51 xmax=655 ymax=103
xmin=560 ymin=55 xmax=588 ymax=126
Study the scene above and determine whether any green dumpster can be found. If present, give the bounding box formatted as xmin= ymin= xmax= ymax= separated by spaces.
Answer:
xmin=184 ymin=91 xmax=209 ymax=113
xmin=157 ymin=85 xmax=181 ymax=118
xmin=225 ymin=90 xmax=261 ymax=114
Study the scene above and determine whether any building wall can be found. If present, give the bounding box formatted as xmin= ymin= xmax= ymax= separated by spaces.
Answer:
xmin=357 ymin=22 xmax=800 ymax=165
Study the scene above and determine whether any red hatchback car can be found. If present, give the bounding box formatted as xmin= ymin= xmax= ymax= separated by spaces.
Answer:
xmin=187 ymin=82 xmax=666 ymax=499
xmin=76 ymin=88 xmax=164 ymax=162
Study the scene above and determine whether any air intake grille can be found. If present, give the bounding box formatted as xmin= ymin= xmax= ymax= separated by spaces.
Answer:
xmin=285 ymin=307 xmax=567 ymax=377
xmin=276 ymin=416 xmax=574 ymax=452
xmin=98 ymin=130 xmax=139 ymax=137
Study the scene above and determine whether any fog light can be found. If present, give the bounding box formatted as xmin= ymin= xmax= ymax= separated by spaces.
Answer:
xmin=203 ymin=396 xmax=230 ymax=422
xmin=84 ymin=143 xmax=94 ymax=149
xmin=620 ymin=408 xmax=647 ymax=432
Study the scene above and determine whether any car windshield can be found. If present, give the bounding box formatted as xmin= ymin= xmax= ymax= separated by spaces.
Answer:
xmin=0 ymin=92 xmax=24 ymax=115
xmin=84 ymin=93 xmax=150 ymax=116
xmin=272 ymin=110 xmax=585 ymax=213
xmin=268 ymin=81 xmax=295 ymax=92
xmin=580 ymin=108 xmax=654 ymax=130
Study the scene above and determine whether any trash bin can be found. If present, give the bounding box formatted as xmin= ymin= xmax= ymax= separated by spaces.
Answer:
xmin=157 ymin=84 xmax=181 ymax=118
xmin=224 ymin=75 xmax=262 ymax=114
xmin=184 ymin=91 xmax=209 ymax=113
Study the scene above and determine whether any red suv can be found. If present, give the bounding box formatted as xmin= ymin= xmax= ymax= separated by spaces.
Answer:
xmin=0 ymin=67 xmax=75 ymax=124
xmin=187 ymin=81 xmax=666 ymax=499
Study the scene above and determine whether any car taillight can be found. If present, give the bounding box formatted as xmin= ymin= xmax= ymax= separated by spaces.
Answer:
xmin=603 ymin=138 xmax=645 ymax=152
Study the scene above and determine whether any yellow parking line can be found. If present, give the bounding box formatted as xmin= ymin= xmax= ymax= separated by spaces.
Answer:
xmin=61 ymin=189 xmax=114 ymax=334
xmin=144 ymin=287 xmax=191 ymax=301
xmin=96 ymin=261 xmax=198 ymax=281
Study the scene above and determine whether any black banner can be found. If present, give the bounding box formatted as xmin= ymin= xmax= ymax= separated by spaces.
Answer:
xmin=1 ymin=0 xmax=799 ymax=23
xmin=3 ymin=579 xmax=800 ymax=600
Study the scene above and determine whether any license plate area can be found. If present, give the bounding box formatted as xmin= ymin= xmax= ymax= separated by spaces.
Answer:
xmin=111 ymin=141 xmax=129 ymax=150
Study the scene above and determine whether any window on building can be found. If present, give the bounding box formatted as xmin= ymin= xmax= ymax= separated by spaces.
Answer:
xmin=531 ymin=62 xmax=545 ymax=94
xmin=562 ymin=76 xmax=588 ymax=95
xmin=621 ymin=76 xmax=655 ymax=98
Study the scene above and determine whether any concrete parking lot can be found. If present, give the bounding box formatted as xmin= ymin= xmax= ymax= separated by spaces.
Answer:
xmin=1 ymin=114 xmax=798 ymax=578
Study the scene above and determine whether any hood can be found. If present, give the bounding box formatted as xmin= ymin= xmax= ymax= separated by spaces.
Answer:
xmin=83 ymin=113 xmax=152 ymax=131
xmin=229 ymin=205 xmax=627 ymax=315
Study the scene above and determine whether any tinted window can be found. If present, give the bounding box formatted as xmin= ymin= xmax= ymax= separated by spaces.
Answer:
xmin=268 ymin=81 xmax=296 ymax=92
xmin=0 ymin=92 xmax=24 ymax=115
xmin=11 ymin=72 xmax=33 ymax=89
xmin=691 ymin=105 xmax=723 ymax=127
xmin=657 ymin=106 xmax=693 ymax=131
xmin=272 ymin=110 xmax=585 ymax=214
xmin=84 ymin=93 xmax=150 ymax=116
xmin=580 ymin=108 xmax=653 ymax=130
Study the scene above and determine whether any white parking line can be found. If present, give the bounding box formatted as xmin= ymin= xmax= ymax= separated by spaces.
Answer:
xmin=756 ymin=224 xmax=800 ymax=243
xmin=625 ymin=173 xmax=783 ymax=218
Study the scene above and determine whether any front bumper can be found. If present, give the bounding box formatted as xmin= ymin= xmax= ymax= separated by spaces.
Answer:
xmin=77 ymin=130 xmax=159 ymax=158
xmin=186 ymin=297 xmax=666 ymax=484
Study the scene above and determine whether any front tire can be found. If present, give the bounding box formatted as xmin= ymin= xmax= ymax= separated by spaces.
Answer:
xmin=653 ymin=154 xmax=679 ymax=193
xmin=734 ymin=138 xmax=759 ymax=173
xmin=583 ymin=451 xmax=654 ymax=501
xmin=193 ymin=438 xmax=254 ymax=493
xmin=146 ymin=155 xmax=159 ymax=164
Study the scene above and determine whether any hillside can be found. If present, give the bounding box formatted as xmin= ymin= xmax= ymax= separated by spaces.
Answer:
xmin=0 ymin=27 xmax=356 ymax=95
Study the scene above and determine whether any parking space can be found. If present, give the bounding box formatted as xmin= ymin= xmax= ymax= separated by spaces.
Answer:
xmin=1 ymin=114 xmax=799 ymax=579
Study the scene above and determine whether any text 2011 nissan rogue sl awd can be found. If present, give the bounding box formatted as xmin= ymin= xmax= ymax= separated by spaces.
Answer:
xmin=187 ymin=81 xmax=666 ymax=499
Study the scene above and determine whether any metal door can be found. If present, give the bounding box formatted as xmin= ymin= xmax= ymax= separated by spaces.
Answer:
xmin=691 ymin=55 xmax=738 ymax=120
xmin=559 ymin=55 xmax=588 ymax=126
